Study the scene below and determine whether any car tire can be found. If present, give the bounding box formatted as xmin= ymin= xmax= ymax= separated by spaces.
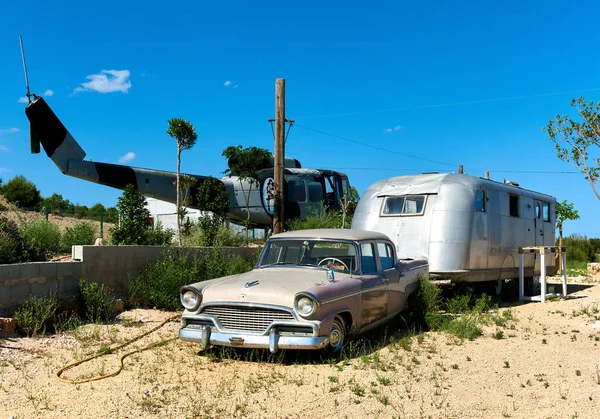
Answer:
xmin=326 ymin=316 xmax=346 ymax=354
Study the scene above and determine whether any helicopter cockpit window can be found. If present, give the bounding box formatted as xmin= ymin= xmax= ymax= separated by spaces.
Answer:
xmin=288 ymin=180 xmax=306 ymax=203
xmin=307 ymin=181 xmax=323 ymax=203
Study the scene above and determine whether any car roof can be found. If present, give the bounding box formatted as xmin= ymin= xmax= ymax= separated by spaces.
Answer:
xmin=270 ymin=228 xmax=391 ymax=241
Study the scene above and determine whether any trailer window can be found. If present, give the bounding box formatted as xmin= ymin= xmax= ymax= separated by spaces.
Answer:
xmin=475 ymin=190 xmax=486 ymax=212
xmin=509 ymin=195 xmax=519 ymax=217
xmin=381 ymin=195 xmax=426 ymax=216
xmin=542 ymin=202 xmax=550 ymax=222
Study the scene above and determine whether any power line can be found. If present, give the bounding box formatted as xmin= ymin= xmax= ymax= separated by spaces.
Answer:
xmin=327 ymin=166 xmax=581 ymax=175
xmin=295 ymin=87 xmax=600 ymax=120
xmin=295 ymin=123 xmax=457 ymax=167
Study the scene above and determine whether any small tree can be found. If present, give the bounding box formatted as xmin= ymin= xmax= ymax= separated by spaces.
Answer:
xmin=222 ymin=145 xmax=271 ymax=244
xmin=544 ymin=97 xmax=600 ymax=199
xmin=167 ymin=118 xmax=198 ymax=246
xmin=339 ymin=185 xmax=360 ymax=228
xmin=0 ymin=175 xmax=42 ymax=209
xmin=555 ymin=200 xmax=580 ymax=272
xmin=196 ymin=177 xmax=231 ymax=246
xmin=110 ymin=184 xmax=151 ymax=245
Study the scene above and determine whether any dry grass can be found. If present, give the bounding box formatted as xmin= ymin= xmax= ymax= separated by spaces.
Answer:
xmin=1 ymin=280 xmax=600 ymax=418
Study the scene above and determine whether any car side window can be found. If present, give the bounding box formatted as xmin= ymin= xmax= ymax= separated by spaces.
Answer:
xmin=360 ymin=243 xmax=377 ymax=274
xmin=377 ymin=243 xmax=394 ymax=270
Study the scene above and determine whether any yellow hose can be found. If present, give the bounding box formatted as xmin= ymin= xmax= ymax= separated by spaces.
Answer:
xmin=56 ymin=314 xmax=179 ymax=384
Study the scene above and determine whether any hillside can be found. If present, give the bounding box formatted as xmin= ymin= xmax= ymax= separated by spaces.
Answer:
xmin=0 ymin=195 xmax=115 ymax=238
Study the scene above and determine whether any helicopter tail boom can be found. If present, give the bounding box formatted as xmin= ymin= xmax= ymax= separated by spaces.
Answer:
xmin=25 ymin=96 xmax=86 ymax=174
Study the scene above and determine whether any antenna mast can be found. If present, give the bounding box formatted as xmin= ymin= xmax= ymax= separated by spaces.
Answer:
xmin=19 ymin=35 xmax=36 ymax=104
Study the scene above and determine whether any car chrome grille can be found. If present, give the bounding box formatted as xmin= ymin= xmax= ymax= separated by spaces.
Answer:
xmin=201 ymin=305 xmax=294 ymax=332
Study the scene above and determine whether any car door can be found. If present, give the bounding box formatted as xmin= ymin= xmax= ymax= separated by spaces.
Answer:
xmin=359 ymin=242 xmax=388 ymax=327
xmin=377 ymin=241 xmax=403 ymax=316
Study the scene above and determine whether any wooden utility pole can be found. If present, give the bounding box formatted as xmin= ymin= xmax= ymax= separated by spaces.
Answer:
xmin=273 ymin=78 xmax=285 ymax=234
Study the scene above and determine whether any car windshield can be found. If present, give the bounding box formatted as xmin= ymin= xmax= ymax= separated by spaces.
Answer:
xmin=259 ymin=239 xmax=358 ymax=274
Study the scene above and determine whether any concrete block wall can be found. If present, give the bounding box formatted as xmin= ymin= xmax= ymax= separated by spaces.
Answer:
xmin=1 ymin=246 xmax=258 ymax=317
xmin=73 ymin=245 xmax=258 ymax=292
xmin=0 ymin=261 xmax=82 ymax=316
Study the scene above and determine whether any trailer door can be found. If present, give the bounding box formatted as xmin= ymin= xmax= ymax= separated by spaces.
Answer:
xmin=534 ymin=201 xmax=545 ymax=246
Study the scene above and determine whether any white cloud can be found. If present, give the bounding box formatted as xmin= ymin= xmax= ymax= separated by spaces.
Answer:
xmin=0 ymin=145 xmax=8 ymax=152
xmin=384 ymin=125 xmax=403 ymax=133
xmin=17 ymin=97 xmax=28 ymax=103
xmin=73 ymin=70 xmax=132 ymax=94
xmin=118 ymin=152 xmax=136 ymax=163
xmin=44 ymin=89 xmax=54 ymax=96
xmin=0 ymin=128 xmax=19 ymax=135
xmin=224 ymin=80 xmax=232 ymax=87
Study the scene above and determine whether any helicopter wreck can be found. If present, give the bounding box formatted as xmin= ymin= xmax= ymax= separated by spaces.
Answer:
xmin=24 ymin=96 xmax=352 ymax=228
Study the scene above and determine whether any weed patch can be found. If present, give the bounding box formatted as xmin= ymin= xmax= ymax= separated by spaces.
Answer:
xmin=13 ymin=293 xmax=59 ymax=336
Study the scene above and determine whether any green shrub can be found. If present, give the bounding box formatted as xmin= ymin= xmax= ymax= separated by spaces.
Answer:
xmin=13 ymin=293 xmax=59 ymax=336
xmin=0 ymin=216 xmax=43 ymax=263
xmin=130 ymin=248 xmax=253 ymax=311
xmin=0 ymin=230 xmax=19 ymax=264
xmin=287 ymin=202 xmax=343 ymax=230
xmin=402 ymin=275 xmax=445 ymax=331
xmin=132 ymin=255 xmax=202 ymax=311
xmin=61 ymin=221 xmax=97 ymax=252
xmin=78 ymin=280 xmax=116 ymax=323
xmin=446 ymin=315 xmax=483 ymax=340
xmin=19 ymin=219 xmax=61 ymax=255
xmin=563 ymin=234 xmax=595 ymax=263
xmin=146 ymin=221 xmax=174 ymax=246
xmin=446 ymin=294 xmax=471 ymax=315
xmin=183 ymin=221 xmax=244 ymax=247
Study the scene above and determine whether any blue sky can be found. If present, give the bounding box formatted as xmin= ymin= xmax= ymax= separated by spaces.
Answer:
xmin=0 ymin=0 xmax=599 ymax=237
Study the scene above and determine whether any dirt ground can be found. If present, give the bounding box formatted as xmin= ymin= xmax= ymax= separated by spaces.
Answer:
xmin=1 ymin=278 xmax=599 ymax=419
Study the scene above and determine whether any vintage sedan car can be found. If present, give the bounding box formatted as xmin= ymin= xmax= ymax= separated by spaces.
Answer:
xmin=178 ymin=229 xmax=428 ymax=353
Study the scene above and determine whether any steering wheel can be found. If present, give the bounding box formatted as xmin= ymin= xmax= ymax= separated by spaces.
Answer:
xmin=318 ymin=257 xmax=349 ymax=272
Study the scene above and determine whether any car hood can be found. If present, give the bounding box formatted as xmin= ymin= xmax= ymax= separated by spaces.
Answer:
xmin=199 ymin=267 xmax=337 ymax=307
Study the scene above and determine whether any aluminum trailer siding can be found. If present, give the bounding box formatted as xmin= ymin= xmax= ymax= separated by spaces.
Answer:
xmin=352 ymin=173 xmax=557 ymax=283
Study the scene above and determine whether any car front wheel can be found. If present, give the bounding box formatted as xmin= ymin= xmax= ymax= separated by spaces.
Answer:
xmin=327 ymin=316 xmax=346 ymax=353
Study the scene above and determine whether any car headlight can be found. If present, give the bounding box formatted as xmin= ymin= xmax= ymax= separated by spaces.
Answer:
xmin=296 ymin=296 xmax=315 ymax=316
xmin=181 ymin=289 xmax=201 ymax=310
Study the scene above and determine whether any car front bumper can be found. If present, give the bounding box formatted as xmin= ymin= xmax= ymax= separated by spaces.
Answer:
xmin=179 ymin=325 xmax=329 ymax=353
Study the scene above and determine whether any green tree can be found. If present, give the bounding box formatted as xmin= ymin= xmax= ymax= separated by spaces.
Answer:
xmin=110 ymin=184 xmax=151 ymax=245
xmin=544 ymin=97 xmax=600 ymax=199
xmin=41 ymin=193 xmax=71 ymax=214
xmin=0 ymin=175 xmax=42 ymax=208
xmin=166 ymin=118 xmax=198 ymax=246
xmin=222 ymin=145 xmax=271 ymax=244
xmin=556 ymin=200 xmax=580 ymax=248
xmin=555 ymin=200 xmax=580 ymax=272
xmin=89 ymin=203 xmax=107 ymax=221
xmin=195 ymin=177 xmax=231 ymax=246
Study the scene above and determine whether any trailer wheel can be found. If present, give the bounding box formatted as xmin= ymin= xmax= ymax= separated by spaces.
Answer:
xmin=493 ymin=280 xmax=503 ymax=296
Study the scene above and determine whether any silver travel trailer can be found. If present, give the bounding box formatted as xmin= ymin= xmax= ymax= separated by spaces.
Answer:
xmin=352 ymin=173 xmax=558 ymax=292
